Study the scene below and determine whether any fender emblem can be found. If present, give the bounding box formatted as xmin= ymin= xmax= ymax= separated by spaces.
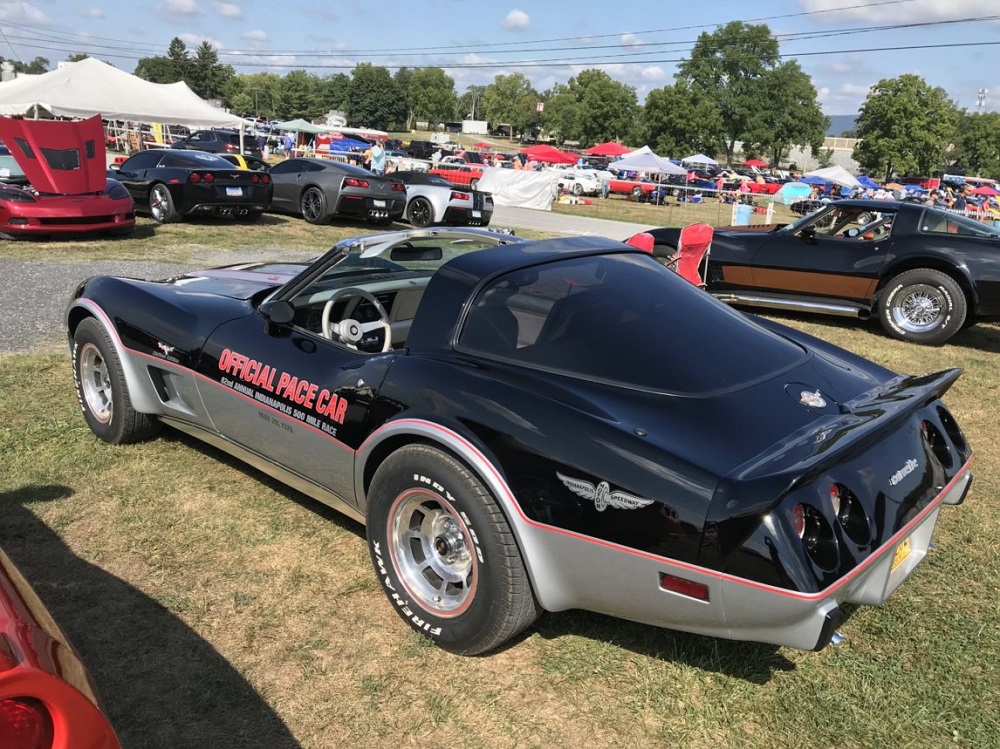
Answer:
xmin=156 ymin=342 xmax=176 ymax=357
xmin=889 ymin=458 xmax=919 ymax=486
xmin=800 ymin=390 xmax=827 ymax=408
xmin=557 ymin=472 xmax=653 ymax=512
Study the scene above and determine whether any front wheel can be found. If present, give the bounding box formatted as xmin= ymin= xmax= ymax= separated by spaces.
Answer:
xmin=366 ymin=445 xmax=540 ymax=655
xmin=878 ymin=268 xmax=967 ymax=345
xmin=632 ymin=186 xmax=644 ymax=201
xmin=72 ymin=318 xmax=161 ymax=444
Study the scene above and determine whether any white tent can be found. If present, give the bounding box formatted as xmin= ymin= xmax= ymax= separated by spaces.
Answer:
xmin=682 ymin=153 xmax=718 ymax=166
xmin=0 ymin=58 xmax=243 ymax=128
xmin=611 ymin=146 xmax=688 ymax=176
xmin=803 ymin=165 xmax=862 ymax=190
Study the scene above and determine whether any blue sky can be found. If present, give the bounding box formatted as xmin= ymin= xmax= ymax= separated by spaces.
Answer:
xmin=0 ymin=0 xmax=997 ymax=114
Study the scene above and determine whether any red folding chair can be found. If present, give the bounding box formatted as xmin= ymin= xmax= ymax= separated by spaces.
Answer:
xmin=671 ymin=223 xmax=713 ymax=287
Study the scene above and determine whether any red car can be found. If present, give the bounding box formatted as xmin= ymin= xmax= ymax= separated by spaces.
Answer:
xmin=0 ymin=115 xmax=135 ymax=240
xmin=428 ymin=163 xmax=485 ymax=189
xmin=0 ymin=547 xmax=120 ymax=748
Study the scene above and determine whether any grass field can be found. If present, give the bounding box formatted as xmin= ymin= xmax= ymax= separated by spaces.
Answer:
xmin=1 ymin=209 xmax=999 ymax=748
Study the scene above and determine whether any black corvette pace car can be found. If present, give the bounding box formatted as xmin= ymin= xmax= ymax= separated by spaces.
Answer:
xmin=648 ymin=199 xmax=1000 ymax=345
xmin=110 ymin=149 xmax=272 ymax=223
xmin=67 ymin=228 xmax=973 ymax=655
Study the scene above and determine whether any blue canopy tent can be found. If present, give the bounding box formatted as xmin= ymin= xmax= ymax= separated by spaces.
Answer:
xmin=857 ymin=175 xmax=881 ymax=190
xmin=326 ymin=137 xmax=370 ymax=152
xmin=903 ymin=183 xmax=926 ymax=193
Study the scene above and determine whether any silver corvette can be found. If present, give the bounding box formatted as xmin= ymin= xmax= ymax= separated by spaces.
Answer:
xmin=394 ymin=171 xmax=494 ymax=228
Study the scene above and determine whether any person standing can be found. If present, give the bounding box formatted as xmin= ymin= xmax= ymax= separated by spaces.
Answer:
xmin=370 ymin=140 xmax=386 ymax=175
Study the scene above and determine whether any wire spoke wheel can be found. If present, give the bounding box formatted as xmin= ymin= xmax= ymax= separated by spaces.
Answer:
xmin=892 ymin=284 xmax=945 ymax=332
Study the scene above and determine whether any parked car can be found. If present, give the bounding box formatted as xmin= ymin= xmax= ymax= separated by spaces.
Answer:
xmin=555 ymin=168 xmax=602 ymax=196
xmin=67 ymin=227 xmax=972 ymax=655
xmin=0 ymin=545 xmax=121 ymax=747
xmin=0 ymin=115 xmax=135 ymax=239
xmin=428 ymin=163 xmax=485 ymax=189
xmin=111 ymin=149 xmax=272 ymax=223
xmin=405 ymin=140 xmax=438 ymax=160
xmin=170 ymin=129 xmax=262 ymax=158
xmin=394 ymin=170 xmax=493 ymax=227
xmin=267 ymin=158 xmax=405 ymax=225
xmin=647 ymin=199 xmax=1000 ymax=344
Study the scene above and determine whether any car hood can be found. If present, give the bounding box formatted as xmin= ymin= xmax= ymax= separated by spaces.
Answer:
xmin=164 ymin=261 xmax=313 ymax=300
xmin=0 ymin=114 xmax=106 ymax=194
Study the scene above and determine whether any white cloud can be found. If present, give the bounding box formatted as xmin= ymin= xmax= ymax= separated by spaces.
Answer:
xmin=641 ymin=65 xmax=665 ymax=80
xmin=501 ymin=9 xmax=530 ymax=31
xmin=215 ymin=2 xmax=243 ymax=19
xmin=0 ymin=2 xmax=48 ymax=24
xmin=79 ymin=5 xmax=104 ymax=18
xmin=163 ymin=0 xmax=200 ymax=15
xmin=798 ymin=0 xmax=987 ymax=23
xmin=242 ymin=30 xmax=268 ymax=43
xmin=621 ymin=33 xmax=643 ymax=48
xmin=180 ymin=33 xmax=224 ymax=49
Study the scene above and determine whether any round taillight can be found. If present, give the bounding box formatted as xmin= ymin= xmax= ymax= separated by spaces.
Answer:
xmin=204 ymin=173 xmax=215 ymax=184
xmin=0 ymin=697 xmax=54 ymax=749
xmin=937 ymin=406 xmax=967 ymax=453
xmin=251 ymin=174 xmax=260 ymax=184
xmin=189 ymin=172 xmax=201 ymax=184
xmin=792 ymin=504 xmax=806 ymax=538
xmin=830 ymin=483 xmax=872 ymax=546
xmin=261 ymin=174 xmax=270 ymax=184
xmin=829 ymin=484 xmax=842 ymax=517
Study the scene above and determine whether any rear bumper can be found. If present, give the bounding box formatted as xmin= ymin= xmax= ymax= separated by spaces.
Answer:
xmin=443 ymin=206 xmax=493 ymax=225
xmin=335 ymin=195 xmax=405 ymax=219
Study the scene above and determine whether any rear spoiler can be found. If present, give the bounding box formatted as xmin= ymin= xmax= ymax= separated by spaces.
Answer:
xmin=717 ymin=369 xmax=964 ymax=514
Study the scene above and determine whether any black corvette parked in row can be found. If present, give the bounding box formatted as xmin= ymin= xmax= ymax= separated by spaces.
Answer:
xmin=267 ymin=158 xmax=406 ymax=226
xmin=67 ymin=228 xmax=972 ymax=655
xmin=110 ymin=149 xmax=272 ymax=223
xmin=648 ymin=200 xmax=1000 ymax=344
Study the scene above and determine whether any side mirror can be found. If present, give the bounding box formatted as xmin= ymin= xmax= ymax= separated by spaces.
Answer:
xmin=260 ymin=299 xmax=295 ymax=325
xmin=109 ymin=163 xmax=121 ymax=172
xmin=800 ymin=226 xmax=817 ymax=244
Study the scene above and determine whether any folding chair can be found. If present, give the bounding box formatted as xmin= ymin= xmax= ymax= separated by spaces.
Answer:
xmin=671 ymin=223 xmax=713 ymax=287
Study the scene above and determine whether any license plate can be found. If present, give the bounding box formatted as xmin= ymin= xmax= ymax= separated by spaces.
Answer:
xmin=226 ymin=186 xmax=242 ymax=197
xmin=471 ymin=210 xmax=482 ymax=218
xmin=891 ymin=537 xmax=912 ymax=572
xmin=373 ymin=199 xmax=386 ymax=208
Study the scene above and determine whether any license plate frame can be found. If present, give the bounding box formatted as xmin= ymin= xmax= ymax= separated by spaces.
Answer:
xmin=226 ymin=186 xmax=243 ymax=197
xmin=373 ymin=199 xmax=386 ymax=208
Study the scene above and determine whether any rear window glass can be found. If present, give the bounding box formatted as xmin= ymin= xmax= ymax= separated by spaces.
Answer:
xmin=459 ymin=253 xmax=807 ymax=394
xmin=918 ymin=209 xmax=1000 ymax=238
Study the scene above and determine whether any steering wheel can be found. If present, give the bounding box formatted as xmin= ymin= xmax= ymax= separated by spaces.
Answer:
xmin=321 ymin=287 xmax=392 ymax=352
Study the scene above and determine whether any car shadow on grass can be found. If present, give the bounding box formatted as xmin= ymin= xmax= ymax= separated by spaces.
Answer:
xmin=529 ymin=610 xmax=797 ymax=684
xmin=0 ymin=484 xmax=301 ymax=749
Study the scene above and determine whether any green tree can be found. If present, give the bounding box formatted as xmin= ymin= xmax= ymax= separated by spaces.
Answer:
xmin=569 ymin=69 xmax=637 ymax=145
xmin=225 ymin=72 xmax=284 ymax=118
xmin=482 ymin=73 xmax=541 ymax=140
xmin=394 ymin=67 xmax=415 ymax=129
xmin=676 ymin=21 xmax=781 ymax=164
xmin=66 ymin=53 xmax=90 ymax=63
xmin=281 ymin=70 xmax=323 ymax=120
xmin=744 ymin=61 xmax=828 ymax=167
xmin=321 ymin=73 xmax=351 ymax=113
xmin=0 ymin=56 xmax=50 ymax=74
xmin=853 ymin=74 xmax=958 ymax=180
xmin=409 ymin=68 xmax=457 ymax=129
xmin=541 ymin=83 xmax=580 ymax=144
xmin=346 ymin=63 xmax=406 ymax=130
xmin=642 ymin=82 xmax=724 ymax=157
xmin=949 ymin=111 xmax=1000 ymax=177
xmin=135 ymin=37 xmax=190 ymax=84
xmin=188 ymin=42 xmax=232 ymax=100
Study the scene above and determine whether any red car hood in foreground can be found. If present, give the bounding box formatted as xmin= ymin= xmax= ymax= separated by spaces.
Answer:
xmin=0 ymin=114 xmax=106 ymax=194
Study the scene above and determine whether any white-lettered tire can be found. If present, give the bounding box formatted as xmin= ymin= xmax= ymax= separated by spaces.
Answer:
xmin=366 ymin=444 xmax=540 ymax=655
xmin=72 ymin=317 xmax=161 ymax=444
xmin=878 ymin=268 xmax=967 ymax=345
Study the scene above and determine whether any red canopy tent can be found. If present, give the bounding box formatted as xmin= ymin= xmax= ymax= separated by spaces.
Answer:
xmin=970 ymin=185 xmax=999 ymax=196
xmin=520 ymin=144 xmax=578 ymax=164
xmin=742 ymin=158 xmax=768 ymax=168
xmin=585 ymin=141 xmax=631 ymax=157
xmin=473 ymin=142 xmax=492 ymax=150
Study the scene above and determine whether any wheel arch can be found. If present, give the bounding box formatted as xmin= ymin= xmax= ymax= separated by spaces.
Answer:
xmin=876 ymin=258 xmax=977 ymax=311
xmin=66 ymin=300 xmax=164 ymax=415
xmin=355 ymin=418 xmax=560 ymax=611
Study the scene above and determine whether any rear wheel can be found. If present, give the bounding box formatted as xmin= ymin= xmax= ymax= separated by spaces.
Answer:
xmin=632 ymin=186 xmax=644 ymax=201
xmin=878 ymin=268 xmax=967 ymax=344
xmin=72 ymin=318 xmax=161 ymax=444
xmin=572 ymin=183 xmax=583 ymax=196
xmin=367 ymin=445 xmax=540 ymax=655
xmin=149 ymin=184 xmax=177 ymax=223
xmin=407 ymin=197 xmax=434 ymax=228
xmin=300 ymin=187 xmax=329 ymax=224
